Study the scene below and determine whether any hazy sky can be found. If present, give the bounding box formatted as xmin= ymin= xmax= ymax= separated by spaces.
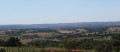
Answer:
xmin=0 ymin=0 xmax=120 ymax=24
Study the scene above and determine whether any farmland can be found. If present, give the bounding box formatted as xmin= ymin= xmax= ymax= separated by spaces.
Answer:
xmin=0 ymin=22 xmax=120 ymax=52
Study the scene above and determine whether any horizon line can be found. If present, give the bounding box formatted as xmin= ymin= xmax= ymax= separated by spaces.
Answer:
xmin=0 ymin=21 xmax=119 ymax=25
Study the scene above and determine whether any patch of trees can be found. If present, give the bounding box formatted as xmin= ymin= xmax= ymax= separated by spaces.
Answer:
xmin=49 ymin=33 xmax=101 ymax=40
xmin=32 ymin=28 xmax=59 ymax=33
xmin=58 ymin=34 xmax=120 ymax=52
xmin=22 ymin=35 xmax=39 ymax=39
xmin=50 ymin=34 xmax=83 ymax=40
xmin=28 ymin=34 xmax=120 ymax=52
xmin=59 ymin=39 xmax=102 ymax=50
xmin=0 ymin=37 xmax=22 ymax=47
xmin=28 ymin=39 xmax=59 ymax=48
xmin=5 ymin=30 xmax=25 ymax=36
xmin=5 ymin=28 xmax=59 ymax=36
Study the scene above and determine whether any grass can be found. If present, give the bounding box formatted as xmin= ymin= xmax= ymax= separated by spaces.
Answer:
xmin=2 ymin=47 xmax=95 ymax=52
xmin=94 ymin=36 xmax=111 ymax=40
xmin=5 ymin=47 xmax=41 ymax=52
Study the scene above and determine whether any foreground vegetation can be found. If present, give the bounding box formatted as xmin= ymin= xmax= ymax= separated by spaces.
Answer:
xmin=1 ymin=47 xmax=94 ymax=52
xmin=0 ymin=34 xmax=120 ymax=52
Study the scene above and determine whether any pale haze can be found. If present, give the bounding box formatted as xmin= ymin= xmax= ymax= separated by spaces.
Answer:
xmin=0 ymin=0 xmax=120 ymax=25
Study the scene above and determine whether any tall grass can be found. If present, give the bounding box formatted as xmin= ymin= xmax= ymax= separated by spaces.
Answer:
xmin=4 ymin=47 xmax=95 ymax=52
xmin=5 ymin=47 xmax=41 ymax=52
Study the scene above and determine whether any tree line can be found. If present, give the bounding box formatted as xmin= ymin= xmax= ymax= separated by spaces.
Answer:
xmin=0 ymin=37 xmax=21 ymax=47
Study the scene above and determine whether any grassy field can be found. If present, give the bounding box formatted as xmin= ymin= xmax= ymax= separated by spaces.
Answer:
xmin=2 ymin=47 xmax=95 ymax=52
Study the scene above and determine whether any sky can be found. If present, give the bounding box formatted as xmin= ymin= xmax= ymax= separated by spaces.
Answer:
xmin=0 ymin=0 xmax=120 ymax=25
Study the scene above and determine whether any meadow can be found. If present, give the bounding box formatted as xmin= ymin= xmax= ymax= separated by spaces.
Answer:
xmin=3 ymin=47 xmax=95 ymax=52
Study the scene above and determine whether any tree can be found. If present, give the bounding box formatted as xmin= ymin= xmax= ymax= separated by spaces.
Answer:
xmin=6 ymin=37 xmax=22 ymax=47
xmin=96 ymin=42 xmax=112 ymax=52
xmin=60 ymin=39 xmax=81 ymax=49
xmin=112 ymin=34 xmax=120 ymax=52
xmin=0 ymin=40 xmax=5 ymax=46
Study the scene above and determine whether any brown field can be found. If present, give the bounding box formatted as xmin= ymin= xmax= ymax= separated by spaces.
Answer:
xmin=20 ymin=39 xmax=33 ymax=42
xmin=107 ymin=27 xmax=120 ymax=32
xmin=23 ymin=32 xmax=52 ymax=36
xmin=84 ymin=32 xmax=99 ymax=36
xmin=76 ymin=29 xmax=87 ymax=31
xmin=0 ymin=31 xmax=5 ymax=33
xmin=59 ymin=30 xmax=76 ymax=34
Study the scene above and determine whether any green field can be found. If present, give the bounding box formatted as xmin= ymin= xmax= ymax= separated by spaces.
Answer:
xmin=1 ymin=47 xmax=95 ymax=52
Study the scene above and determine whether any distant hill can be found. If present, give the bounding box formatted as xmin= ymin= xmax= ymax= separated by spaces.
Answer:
xmin=0 ymin=21 xmax=120 ymax=30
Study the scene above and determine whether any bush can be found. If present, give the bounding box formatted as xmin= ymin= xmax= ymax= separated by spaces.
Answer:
xmin=0 ymin=47 xmax=5 ymax=52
